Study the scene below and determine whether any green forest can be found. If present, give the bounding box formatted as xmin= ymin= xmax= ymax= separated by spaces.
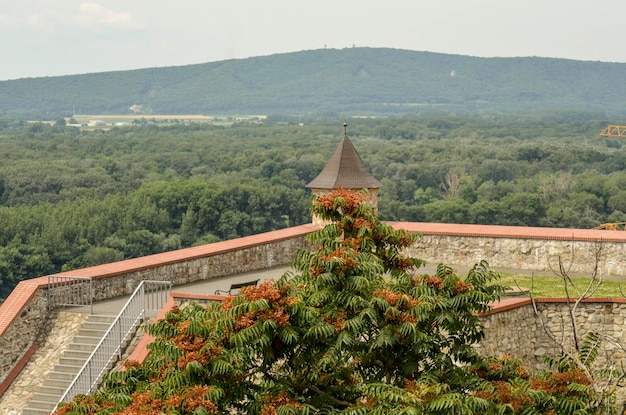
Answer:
xmin=4 ymin=47 xmax=626 ymax=117
xmin=0 ymin=113 xmax=625 ymax=299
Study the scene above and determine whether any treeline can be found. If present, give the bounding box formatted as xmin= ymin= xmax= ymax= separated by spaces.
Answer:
xmin=0 ymin=181 xmax=309 ymax=298
xmin=363 ymin=117 xmax=626 ymax=228
xmin=0 ymin=114 xmax=624 ymax=298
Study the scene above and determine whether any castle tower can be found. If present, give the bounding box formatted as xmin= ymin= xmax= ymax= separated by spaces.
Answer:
xmin=306 ymin=122 xmax=383 ymax=225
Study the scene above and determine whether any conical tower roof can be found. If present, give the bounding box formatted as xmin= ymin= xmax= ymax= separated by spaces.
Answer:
xmin=306 ymin=123 xmax=382 ymax=190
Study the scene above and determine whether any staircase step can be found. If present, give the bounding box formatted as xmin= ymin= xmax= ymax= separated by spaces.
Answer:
xmin=77 ymin=328 xmax=110 ymax=337
xmin=23 ymin=408 xmax=56 ymax=415
xmin=82 ymin=321 xmax=114 ymax=331
xmin=49 ymin=371 xmax=77 ymax=382
xmin=63 ymin=349 xmax=93 ymax=359
xmin=38 ymin=383 xmax=67 ymax=396
xmin=24 ymin=394 xmax=59 ymax=410
xmin=87 ymin=314 xmax=117 ymax=324
xmin=43 ymin=377 xmax=72 ymax=389
xmin=59 ymin=356 xmax=92 ymax=367
xmin=54 ymin=363 xmax=82 ymax=374
xmin=72 ymin=335 xmax=103 ymax=345
xmin=69 ymin=341 xmax=99 ymax=352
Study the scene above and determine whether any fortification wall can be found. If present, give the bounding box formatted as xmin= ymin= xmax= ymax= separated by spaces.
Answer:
xmin=0 ymin=286 xmax=48 ymax=384
xmin=478 ymin=299 xmax=626 ymax=403
xmin=479 ymin=299 xmax=626 ymax=368
xmin=0 ymin=225 xmax=316 ymax=383
xmin=396 ymin=222 xmax=626 ymax=276
xmin=410 ymin=235 xmax=626 ymax=275
xmin=2 ymin=221 xmax=626 ymax=392
xmin=87 ymin=235 xmax=310 ymax=301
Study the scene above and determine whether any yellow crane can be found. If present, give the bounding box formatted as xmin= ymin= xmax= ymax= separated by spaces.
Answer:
xmin=595 ymin=128 xmax=626 ymax=230
xmin=594 ymin=222 xmax=626 ymax=230
xmin=600 ymin=125 xmax=626 ymax=137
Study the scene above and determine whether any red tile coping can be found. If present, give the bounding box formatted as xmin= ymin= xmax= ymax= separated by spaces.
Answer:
xmin=173 ymin=293 xmax=226 ymax=301
xmin=481 ymin=297 xmax=533 ymax=315
xmin=534 ymin=297 xmax=626 ymax=304
xmin=0 ymin=344 xmax=39 ymax=398
xmin=53 ymin=223 xmax=320 ymax=280
xmin=124 ymin=297 xmax=175 ymax=366
xmin=390 ymin=222 xmax=626 ymax=243
xmin=125 ymin=293 xmax=225 ymax=366
xmin=0 ymin=278 xmax=49 ymax=338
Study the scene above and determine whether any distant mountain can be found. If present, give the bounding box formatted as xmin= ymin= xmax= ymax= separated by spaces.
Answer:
xmin=2 ymin=47 xmax=626 ymax=117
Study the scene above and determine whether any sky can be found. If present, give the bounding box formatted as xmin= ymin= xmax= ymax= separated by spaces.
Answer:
xmin=2 ymin=0 xmax=626 ymax=81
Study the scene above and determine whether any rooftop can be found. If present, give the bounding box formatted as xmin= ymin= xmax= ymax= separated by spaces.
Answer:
xmin=306 ymin=123 xmax=382 ymax=190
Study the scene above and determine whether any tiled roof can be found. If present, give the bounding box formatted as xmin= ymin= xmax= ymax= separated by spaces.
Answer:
xmin=306 ymin=130 xmax=382 ymax=190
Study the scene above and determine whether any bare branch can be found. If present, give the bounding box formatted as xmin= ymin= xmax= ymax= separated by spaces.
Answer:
xmin=528 ymin=273 xmax=567 ymax=353
xmin=528 ymin=242 xmax=626 ymax=402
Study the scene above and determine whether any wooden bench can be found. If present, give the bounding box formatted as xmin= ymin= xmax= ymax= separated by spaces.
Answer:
xmin=214 ymin=279 xmax=260 ymax=295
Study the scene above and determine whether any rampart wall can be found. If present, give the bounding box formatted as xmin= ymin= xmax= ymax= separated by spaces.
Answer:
xmin=478 ymin=298 xmax=626 ymax=369
xmin=0 ymin=224 xmax=317 ymax=383
xmin=2 ymin=221 xmax=626 ymax=391
xmin=479 ymin=298 xmax=626 ymax=404
xmin=396 ymin=222 xmax=626 ymax=276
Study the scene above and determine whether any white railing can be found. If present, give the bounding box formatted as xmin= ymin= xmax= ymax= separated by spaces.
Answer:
xmin=48 ymin=275 xmax=93 ymax=313
xmin=55 ymin=280 xmax=171 ymax=410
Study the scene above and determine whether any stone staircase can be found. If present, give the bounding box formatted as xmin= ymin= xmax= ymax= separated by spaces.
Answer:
xmin=22 ymin=314 xmax=117 ymax=415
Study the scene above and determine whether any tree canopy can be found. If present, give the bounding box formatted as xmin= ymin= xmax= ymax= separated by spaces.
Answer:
xmin=0 ymin=116 xmax=625 ymax=300
xmin=57 ymin=189 xmax=611 ymax=414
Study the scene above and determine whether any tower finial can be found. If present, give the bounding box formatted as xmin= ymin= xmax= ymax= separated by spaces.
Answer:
xmin=343 ymin=120 xmax=348 ymax=137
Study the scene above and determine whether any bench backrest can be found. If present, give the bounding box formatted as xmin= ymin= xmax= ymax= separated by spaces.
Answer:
xmin=215 ymin=279 xmax=260 ymax=295
xmin=230 ymin=279 xmax=259 ymax=290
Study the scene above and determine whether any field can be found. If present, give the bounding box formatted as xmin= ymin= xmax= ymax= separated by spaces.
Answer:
xmin=67 ymin=114 xmax=265 ymax=128
xmin=499 ymin=273 xmax=626 ymax=298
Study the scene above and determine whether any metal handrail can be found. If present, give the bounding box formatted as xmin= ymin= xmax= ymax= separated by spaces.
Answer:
xmin=55 ymin=280 xmax=171 ymax=411
xmin=48 ymin=275 xmax=93 ymax=313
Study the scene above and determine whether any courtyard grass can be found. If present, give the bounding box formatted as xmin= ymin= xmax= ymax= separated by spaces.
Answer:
xmin=498 ymin=272 xmax=626 ymax=299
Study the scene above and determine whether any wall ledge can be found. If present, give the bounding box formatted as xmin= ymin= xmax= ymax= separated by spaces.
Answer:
xmin=390 ymin=222 xmax=626 ymax=243
xmin=125 ymin=292 xmax=225 ymax=366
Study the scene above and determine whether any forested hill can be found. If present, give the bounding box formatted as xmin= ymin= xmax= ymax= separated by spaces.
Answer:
xmin=3 ymin=47 xmax=626 ymax=117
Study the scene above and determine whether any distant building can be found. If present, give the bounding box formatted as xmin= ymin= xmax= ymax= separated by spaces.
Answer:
xmin=88 ymin=120 xmax=107 ymax=127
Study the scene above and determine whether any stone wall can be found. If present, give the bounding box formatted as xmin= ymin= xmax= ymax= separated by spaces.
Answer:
xmin=0 ymin=225 xmax=315 ymax=383
xmin=87 ymin=236 xmax=311 ymax=301
xmin=408 ymin=234 xmax=626 ymax=276
xmin=0 ymin=288 xmax=48 ymax=383
xmin=479 ymin=300 xmax=626 ymax=368
xmin=478 ymin=299 xmax=626 ymax=403
xmin=0 ymin=311 xmax=90 ymax=414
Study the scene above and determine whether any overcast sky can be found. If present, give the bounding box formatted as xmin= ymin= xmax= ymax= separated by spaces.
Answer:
xmin=2 ymin=0 xmax=625 ymax=81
